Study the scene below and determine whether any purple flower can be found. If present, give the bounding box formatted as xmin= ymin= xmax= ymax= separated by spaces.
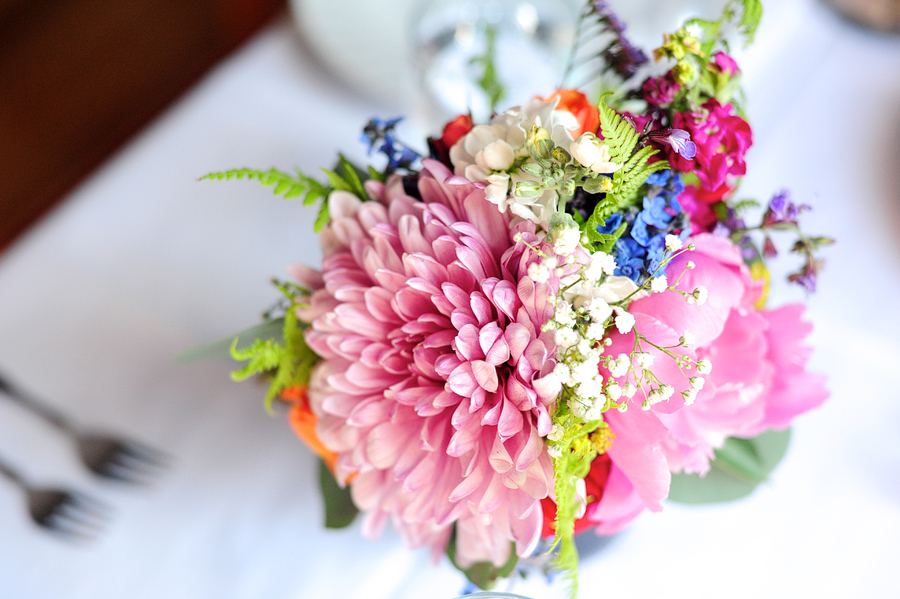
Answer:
xmin=763 ymin=190 xmax=810 ymax=226
xmin=647 ymin=128 xmax=696 ymax=160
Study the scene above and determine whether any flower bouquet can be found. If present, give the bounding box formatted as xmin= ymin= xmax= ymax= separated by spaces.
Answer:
xmin=195 ymin=0 xmax=830 ymax=594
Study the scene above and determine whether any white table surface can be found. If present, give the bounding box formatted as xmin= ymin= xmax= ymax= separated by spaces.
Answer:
xmin=1 ymin=1 xmax=899 ymax=597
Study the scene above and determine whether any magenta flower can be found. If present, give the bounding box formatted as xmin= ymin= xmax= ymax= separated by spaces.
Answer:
xmin=582 ymin=234 xmax=827 ymax=531
xmin=641 ymin=73 xmax=681 ymax=106
xmin=712 ymin=51 xmax=739 ymax=76
xmin=294 ymin=160 xmax=561 ymax=567
xmin=670 ymin=99 xmax=753 ymax=200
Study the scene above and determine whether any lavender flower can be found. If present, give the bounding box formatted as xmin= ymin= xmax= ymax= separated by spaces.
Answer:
xmin=647 ymin=128 xmax=697 ymax=160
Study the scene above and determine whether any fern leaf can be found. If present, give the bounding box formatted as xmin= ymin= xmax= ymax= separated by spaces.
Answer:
xmin=597 ymin=94 xmax=639 ymax=164
xmin=202 ymin=168 xmax=313 ymax=200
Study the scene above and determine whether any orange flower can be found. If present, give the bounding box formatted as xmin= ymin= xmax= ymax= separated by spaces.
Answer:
xmin=283 ymin=384 xmax=339 ymax=473
xmin=541 ymin=90 xmax=600 ymax=137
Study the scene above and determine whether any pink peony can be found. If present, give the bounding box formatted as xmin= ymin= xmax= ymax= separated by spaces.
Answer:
xmin=582 ymin=234 xmax=827 ymax=532
xmin=293 ymin=159 xmax=561 ymax=567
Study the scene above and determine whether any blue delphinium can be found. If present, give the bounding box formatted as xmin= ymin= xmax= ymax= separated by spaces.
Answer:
xmin=598 ymin=170 xmax=692 ymax=285
xmin=361 ymin=117 xmax=420 ymax=172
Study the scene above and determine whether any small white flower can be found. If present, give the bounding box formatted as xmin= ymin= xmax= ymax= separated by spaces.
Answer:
xmin=609 ymin=353 xmax=630 ymax=378
xmin=484 ymin=172 xmax=510 ymax=204
xmin=548 ymin=445 xmax=563 ymax=459
xmin=686 ymin=260 xmax=696 ymax=270
xmin=555 ymin=301 xmax=575 ymax=326
xmin=586 ymin=298 xmax=612 ymax=323
xmin=647 ymin=388 xmax=663 ymax=405
xmin=659 ymin=384 xmax=674 ymax=400
xmin=665 ymin=234 xmax=683 ymax=252
xmin=552 ymin=227 xmax=581 ymax=257
xmin=682 ymin=389 xmax=697 ymax=405
xmin=697 ymin=360 xmax=712 ymax=375
xmin=606 ymin=382 xmax=622 ymax=400
xmin=547 ymin=423 xmax=564 ymax=442
xmin=689 ymin=376 xmax=705 ymax=390
xmin=681 ymin=330 xmax=697 ymax=346
xmin=622 ymin=382 xmax=637 ymax=398
xmin=634 ymin=352 xmax=654 ymax=368
xmin=693 ymin=286 xmax=708 ymax=306
xmin=650 ymin=275 xmax=668 ymax=294
xmin=555 ymin=327 xmax=579 ymax=348
xmin=583 ymin=400 xmax=604 ymax=422
xmin=527 ymin=261 xmax=550 ymax=283
xmin=613 ymin=307 xmax=635 ymax=334
xmin=586 ymin=322 xmax=606 ymax=341
xmin=569 ymin=133 xmax=603 ymax=168
xmin=569 ymin=397 xmax=591 ymax=419
xmin=475 ymin=139 xmax=516 ymax=171
xmin=553 ymin=362 xmax=573 ymax=386
xmin=576 ymin=338 xmax=593 ymax=356
xmin=569 ymin=133 xmax=621 ymax=175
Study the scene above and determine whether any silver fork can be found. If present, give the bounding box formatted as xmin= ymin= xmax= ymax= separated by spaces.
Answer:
xmin=0 ymin=457 xmax=110 ymax=540
xmin=0 ymin=371 xmax=169 ymax=484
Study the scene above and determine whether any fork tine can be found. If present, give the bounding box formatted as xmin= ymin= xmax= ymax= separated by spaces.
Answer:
xmin=116 ymin=440 xmax=171 ymax=466
xmin=44 ymin=494 xmax=110 ymax=540
xmin=95 ymin=458 xmax=157 ymax=485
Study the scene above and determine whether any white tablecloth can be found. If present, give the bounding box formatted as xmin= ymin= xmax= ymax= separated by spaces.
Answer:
xmin=1 ymin=1 xmax=899 ymax=597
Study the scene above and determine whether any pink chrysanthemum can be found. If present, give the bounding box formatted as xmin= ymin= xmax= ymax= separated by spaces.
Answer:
xmin=293 ymin=160 xmax=561 ymax=567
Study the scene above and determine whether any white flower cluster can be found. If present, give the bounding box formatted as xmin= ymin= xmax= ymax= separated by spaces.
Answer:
xmin=449 ymin=97 xmax=580 ymax=226
xmin=535 ymin=237 xmax=646 ymax=427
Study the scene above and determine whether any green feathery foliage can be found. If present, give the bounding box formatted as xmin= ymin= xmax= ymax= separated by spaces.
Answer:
xmin=547 ymin=396 xmax=606 ymax=598
xmin=201 ymin=167 xmax=328 ymax=203
xmin=229 ymin=303 xmax=319 ymax=412
xmin=201 ymin=166 xmax=333 ymax=231
xmin=585 ymin=95 xmax=669 ymax=247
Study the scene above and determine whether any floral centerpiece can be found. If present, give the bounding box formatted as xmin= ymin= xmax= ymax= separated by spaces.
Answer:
xmin=195 ymin=0 xmax=830 ymax=594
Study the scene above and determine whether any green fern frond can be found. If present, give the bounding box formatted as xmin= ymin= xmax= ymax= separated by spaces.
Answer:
xmin=598 ymin=94 xmax=640 ymax=165
xmin=229 ymin=301 xmax=321 ymax=413
xmin=202 ymin=168 xmax=326 ymax=201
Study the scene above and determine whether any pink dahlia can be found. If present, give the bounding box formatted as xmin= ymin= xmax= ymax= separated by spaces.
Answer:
xmin=583 ymin=234 xmax=827 ymax=532
xmin=293 ymin=160 xmax=561 ymax=567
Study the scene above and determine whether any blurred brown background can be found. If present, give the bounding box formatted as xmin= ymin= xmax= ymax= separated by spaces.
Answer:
xmin=0 ymin=0 xmax=285 ymax=252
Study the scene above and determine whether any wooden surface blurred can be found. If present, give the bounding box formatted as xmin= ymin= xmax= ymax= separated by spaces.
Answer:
xmin=0 ymin=0 xmax=285 ymax=252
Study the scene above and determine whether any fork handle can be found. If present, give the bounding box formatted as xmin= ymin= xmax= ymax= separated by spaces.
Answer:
xmin=0 ymin=372 xmax=73 ymax=433
xmin=0 ymin=457 xmax=25 ymax=487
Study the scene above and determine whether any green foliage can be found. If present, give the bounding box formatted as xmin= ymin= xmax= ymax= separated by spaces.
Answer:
xmin=175 ymin=318 xmax=285 ymax=362
xmin=321 ymin=154 xmax=370 ymax=202
xmin=584 ymin=95 xmax=668 ymax=249
xmin=446 ymin=529 xmax=519 ymax=590
xmin=668 ymin=428 xmax=791 ymax=503
xmin=318 ymin=459 xmax=359 ymax=529
xmin=201 ymin=167 xmax=327 ymax=203
xmin=738 ymin=0 xmax=764 ymax=45
xmin=470 ymin=24 xmax=506 ymax=113
xmin=229 ymin=300 xmax=320 ymax=412
xmin=201 ymin=166 xmax=332 ymax=230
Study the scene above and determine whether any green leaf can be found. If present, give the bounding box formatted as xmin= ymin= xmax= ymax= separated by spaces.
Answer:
xmin=740 ymin=0 xmax=763 ymax=45
xmin=668 ymin=428 xmax=791 ymax=504
xmin=446 ymin=529 xmax=518 ymax=590
xmin=201 ymin=168 xmax=322 ymax=201
xmin=318 ymin=459 xmax=359 ymax=529
xmin=597 ymin=93 xmax=639 ymax=165
xmin=367 ymin=165 xmax=386 ymax=183
xmin=337 ymin=154 xmax=370 ymax=200
xmin=314 ymin=199 xmax=331 ymax=233
xmin=175 ymin=318 xmax=285 ymax=362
